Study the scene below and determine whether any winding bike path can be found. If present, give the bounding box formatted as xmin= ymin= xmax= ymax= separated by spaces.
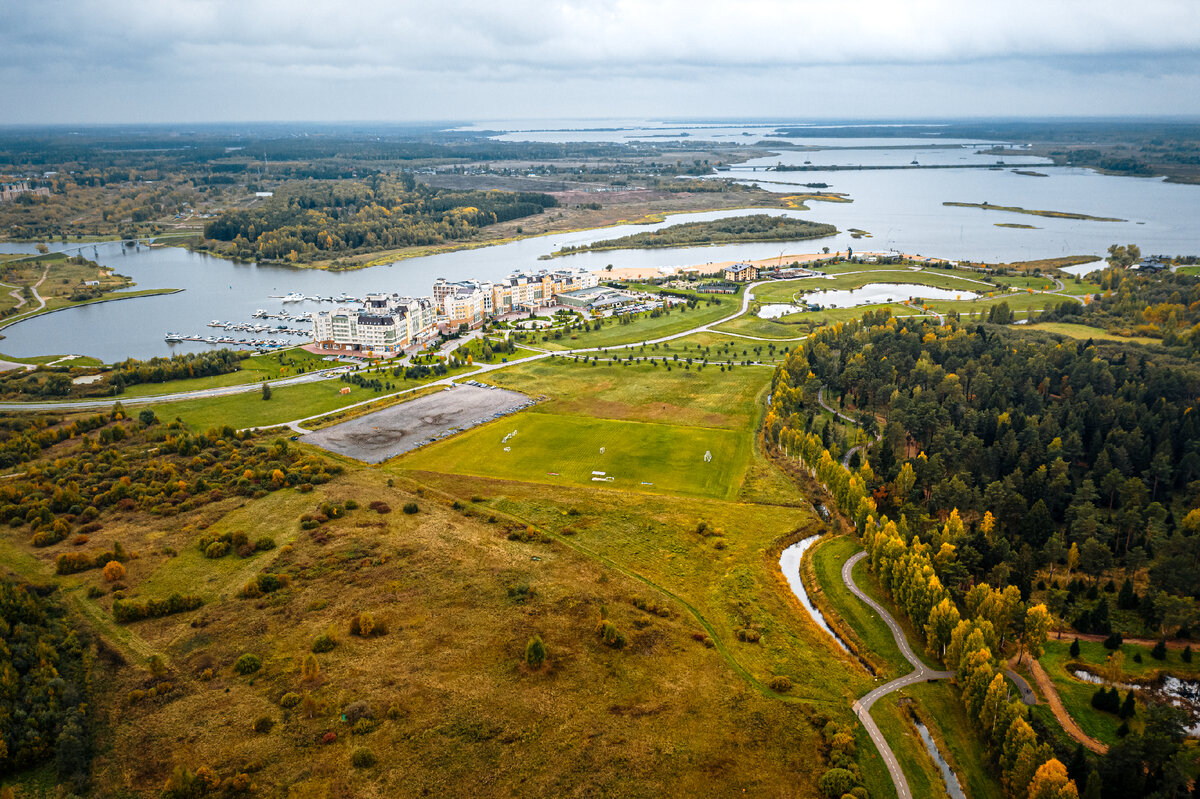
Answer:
xmin=842 ymin=551 xmax=954 ymax=799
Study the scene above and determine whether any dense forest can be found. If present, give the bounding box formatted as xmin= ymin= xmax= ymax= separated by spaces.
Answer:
xmin=766 ymin=302 xmax=1200 ymax=798
xmin=0 ymin=578 xmax=93 ymax=791
xmin=1041 ymin=267 xmax=1200 ymax=352
xmin=552 ymin=213 xmax=836 ymax=255
xmin=199 ymin=174 xmax=558 ymax=262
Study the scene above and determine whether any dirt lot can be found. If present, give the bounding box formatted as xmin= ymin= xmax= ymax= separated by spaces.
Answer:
xmin=302 ymin=384 xmax=533 ymax=463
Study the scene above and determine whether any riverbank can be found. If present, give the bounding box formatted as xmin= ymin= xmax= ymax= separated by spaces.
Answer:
xmin=0 ymin=288 xmax=183 ymax=334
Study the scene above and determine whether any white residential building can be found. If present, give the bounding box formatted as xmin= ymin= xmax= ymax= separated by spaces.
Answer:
xmin=311 ymin=294 xmax=437 ymax=355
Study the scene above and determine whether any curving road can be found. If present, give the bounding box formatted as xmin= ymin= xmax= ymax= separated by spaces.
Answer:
xmin=842 ymin=551 xmax=954 ymax=799
xmin=817 ymin=385 xmax=883 ymax=468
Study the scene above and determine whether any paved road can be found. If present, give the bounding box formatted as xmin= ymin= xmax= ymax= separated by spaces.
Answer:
xmin=842 ymin=551 xmax=954 ymax=799
xmin=1004 ymin=660 xmax=1038 ymax=706
xmin=817 ymin=385 xmax=883 ymax=468
xmin=0 ymin=280 xmax=803 ymax=418
xmin=0 ymin=367 xmax=344 ymax=410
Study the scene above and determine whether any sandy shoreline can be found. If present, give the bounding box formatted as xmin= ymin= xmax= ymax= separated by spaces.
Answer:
xmin=596 ymin=250 xmax=937 ymax=280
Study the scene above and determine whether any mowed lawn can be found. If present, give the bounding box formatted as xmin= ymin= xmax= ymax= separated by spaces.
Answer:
xmin=400 ymin=410 xmax=751 ymax=500
xmin=482 ymin=358 xmax=770 ymax=431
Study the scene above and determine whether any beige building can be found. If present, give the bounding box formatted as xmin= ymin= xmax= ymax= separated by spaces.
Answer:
xmin=433 ymin=269 xmax=597 ymax=326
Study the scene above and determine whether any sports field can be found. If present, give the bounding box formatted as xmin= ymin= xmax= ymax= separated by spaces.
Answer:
xmin=400 ymin=411 xmax=751 ymax=500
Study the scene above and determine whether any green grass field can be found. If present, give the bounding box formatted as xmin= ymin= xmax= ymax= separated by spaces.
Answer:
xmin=400 ymin=411 xmax=751 ymax=500
xmin=146 ymin=363 xmax=480 ymax=431
xmin=536 ymin=296 xmax=737 ymax=351
xmin=480 ymin=357 xmax=771 ymax=431
xmin=118 ymin=347 xmax=335 ymax=397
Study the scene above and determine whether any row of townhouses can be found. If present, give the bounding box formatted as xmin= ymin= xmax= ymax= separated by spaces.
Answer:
xmin=310 ymin=268 xmax=597 ymax=355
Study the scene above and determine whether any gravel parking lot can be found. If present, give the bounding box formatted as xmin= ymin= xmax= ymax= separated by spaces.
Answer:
xmin=302 ymin=384 xmax=534 ymax=463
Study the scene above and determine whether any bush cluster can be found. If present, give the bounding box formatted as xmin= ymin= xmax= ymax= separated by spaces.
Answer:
xmin=349 ymin=612 xmax=388 ymax=637
xmin=240 ymin=572 xmax=291 ymax=598
xmin=113 ymin=592 xmax=202 ymax=623
xmin=55 ymin=541 xmax=130 ymax=575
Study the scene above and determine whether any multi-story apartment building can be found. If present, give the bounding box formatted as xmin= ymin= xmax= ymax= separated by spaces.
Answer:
xmin=311 ymin=295 xmax=436 ymax=354
xmin=433 ymin=279 xmax=494 ymax=329
xmin=434 ymin=268 xmax=598 ymax=326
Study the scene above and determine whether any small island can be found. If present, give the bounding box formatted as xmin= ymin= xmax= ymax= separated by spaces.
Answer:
xmin=549 ymin=214 xmax=837 ymax=256
xmin=995 ymin=222 xmax=1039 ymax=229
xmin=943 ymin=201 xmax=1125 ymax=222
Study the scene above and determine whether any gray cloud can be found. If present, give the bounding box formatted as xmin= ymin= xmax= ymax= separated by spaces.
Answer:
xmin=1 ymin=0 xmax=1199 ymax=123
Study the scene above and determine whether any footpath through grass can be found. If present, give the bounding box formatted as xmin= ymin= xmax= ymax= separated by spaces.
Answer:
xmin=810 ymin=536 xmax=909 ymax=679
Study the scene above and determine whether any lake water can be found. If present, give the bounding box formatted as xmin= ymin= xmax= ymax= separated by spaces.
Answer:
xmin=758 ymin=283 xmax=979 ymax=317
xmin=2 ymin=124 xmax=1198 ymax=360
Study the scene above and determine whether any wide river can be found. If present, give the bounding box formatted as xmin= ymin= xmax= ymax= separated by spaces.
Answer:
xmin=1 ymin=125 xmax=1198 ymax=361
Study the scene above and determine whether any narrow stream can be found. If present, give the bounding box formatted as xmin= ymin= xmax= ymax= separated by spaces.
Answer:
xmin=778 ymin=535 xmax=849 ymax=652
xmin=780 ymin=536 xmax=967 ymax=796
xmin=915 ymin=720 xmax=967 ymax=799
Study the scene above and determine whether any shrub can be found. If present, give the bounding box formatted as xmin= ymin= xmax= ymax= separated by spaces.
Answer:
xmin=1152 ymin=639 xmax=1168 ymax=660
xmin=344 ymin=499 xmax=359 ymax=510
xmin=254 ymin=536 xmax=276 ymax=552
xmin=817 ymin=767 xmax=859 ymax=798
xmin=252 ymin=716 xmax=274 ymax=733
xmin=769 ymin=676 xmax=793 ymax=693
xmin=1069 ymin=638 xmax=1081 ymax=657
xmin=280 ymin=692 xmax=302 ymax=709
xmin=1103 ymin=632 xmax=1123 ymax=650
xmin=736 ymin=628 xmax=761 ymax=643
xmin=597 ymin=621 xmax=626 ymax=649
xmin=234 ymin=653 xmax=262 ymax=675
xmin=301 ymin=653 xmax=320 ymax=682
xmin=102 ymin=560 xmax=126 ymax=582
xmin=350 ymin=747 xmax=376 ymax=768
xmin=352 ymin=718 xmax=374 ymax=735
xmin=371 ymin=500 xmax=393 ymax=514
xmin=402 ymin=502 xmax=418 ymax=515
xmin=204 ymin=541 xmax=229 ymax=559
xmin=321 ymin=732 xmax=337 ymax=744
xmin=350 ymin=612 xmax=385 ymax=637
xmin=525 ymin=636 xmax=547 ymax=668
xmin=312 ymin=633 xmax=337 ymax=653
xmin=1185 ymin=646 xmax=1193 ymax=663
xmin=113 ymin=593 xmax=202 ymax=622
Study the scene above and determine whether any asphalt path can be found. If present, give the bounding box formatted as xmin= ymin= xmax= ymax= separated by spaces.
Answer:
xmin=817 ymin=385 xmax=883 ymax=468
xmin=842 ymin=551 xmax=954 ymax=799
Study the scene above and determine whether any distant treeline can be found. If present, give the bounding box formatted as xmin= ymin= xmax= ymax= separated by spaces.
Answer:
xmin=554 ymin=214 xmax=836 ymax=255
xmin=200 ymin=174 xmax=558 ymax=261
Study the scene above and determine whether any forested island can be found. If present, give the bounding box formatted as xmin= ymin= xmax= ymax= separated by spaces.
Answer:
xmin=550 ymin=213 xmax=836 ymax=256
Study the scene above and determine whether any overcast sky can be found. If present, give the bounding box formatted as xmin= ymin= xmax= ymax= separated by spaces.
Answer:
xmin=3 ymin=0 xmax=1200 ymax=125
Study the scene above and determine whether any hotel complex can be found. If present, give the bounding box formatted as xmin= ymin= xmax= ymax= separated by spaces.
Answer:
xmin=433 ymin=268 xmax=598 ymax=330
xmin=311 ymin=268 xmax=597 ymax=355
